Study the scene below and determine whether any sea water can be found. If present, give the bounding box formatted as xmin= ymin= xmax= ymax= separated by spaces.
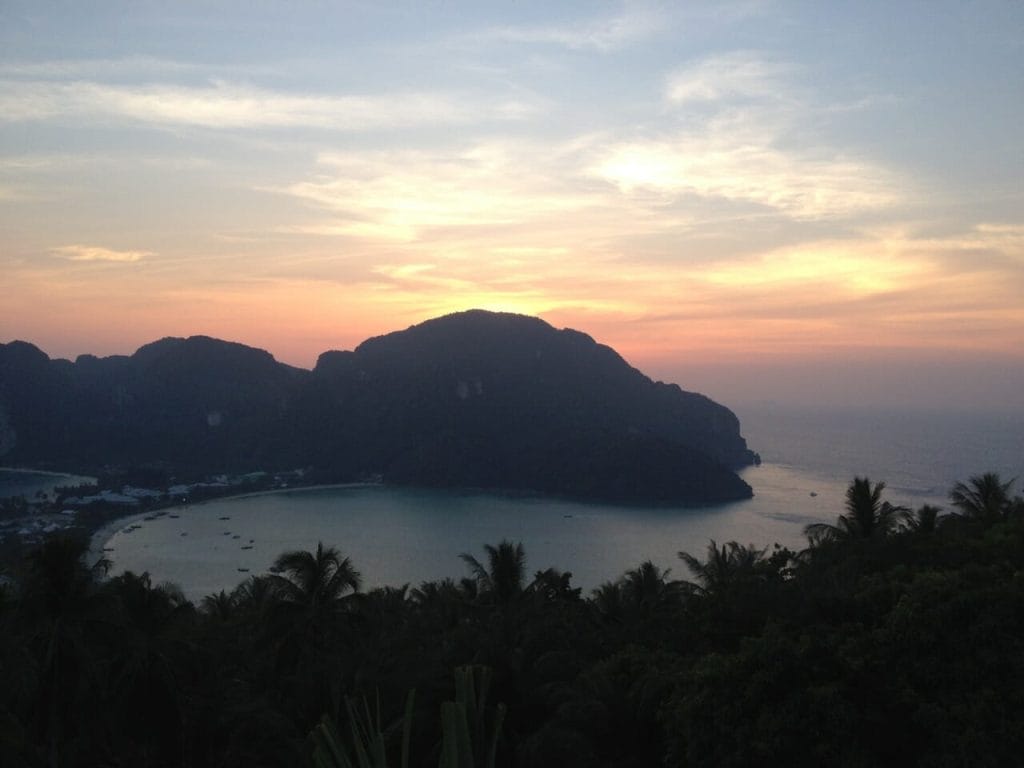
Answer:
xmin=97 ymin=405 xmax=1024 ymax=601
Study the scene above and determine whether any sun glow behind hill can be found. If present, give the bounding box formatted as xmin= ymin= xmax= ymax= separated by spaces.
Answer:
xmin=1 ymin=2 xmax=1022 ymax=410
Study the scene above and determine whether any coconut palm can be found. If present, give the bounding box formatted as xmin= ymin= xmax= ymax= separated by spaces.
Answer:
xmin=270 ymin=541 xmax=361 ymax=610
xmin=104 ymin=571 xmax=195 ymax=759
xmin=678 ymin=540 xmax=768 ymax=596
xmin=804 ymin=477 xmax=904 ymax=543
xmin=359 ymin=584 xmax=410 ymax=637
xmin=618 ymin=560 xmax=683 ymax=610
xmin=19 ymin=535 xmax=113 ymax=766
xmin=201 ymin=589 xmax=235 ymax=621
xmin=949 ymin=472 xmax=1015 ymax=521
xmin=265 ymin=544 xmax=362 ymax=724
xmin=527 ymin=567 xmax=581 ymax=603
xmin=590 ymin=581 xmax=625 ymax=623
xmin=901 ymin=504 xmax=944 ymax=534
xmin=459 ymin=540 xmax=526 ymax=605
xmin=410 ymin=578 xmax=468 ymax=632
xmin=231 ymin=573 xmax=284 ymax=616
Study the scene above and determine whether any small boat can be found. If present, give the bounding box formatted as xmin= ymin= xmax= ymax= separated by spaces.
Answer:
xmin=240 ymin=545 xmax=253 ymax=550
xmin=223 ymin=531 xmax=231 ymax=536
xmin=232 ymin=534 xmax=240 ymax=539
xmin=237 ymin=567 xmax=250 ymax=573
xmin=180 ymin=532 xmax=188 ymax=536
xmin=219 ymin=516 xmax=231 ymax=521
xmin=169 ymin=514 xmax=180 ymax=519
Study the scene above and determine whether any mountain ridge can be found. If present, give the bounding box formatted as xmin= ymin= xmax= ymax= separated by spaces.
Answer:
xmin=0 ymin=310 xmax=757 ymax=505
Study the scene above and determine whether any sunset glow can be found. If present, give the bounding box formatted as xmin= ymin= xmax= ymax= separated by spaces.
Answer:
xmin=2 ymin=2 xmax=1022 ymax=409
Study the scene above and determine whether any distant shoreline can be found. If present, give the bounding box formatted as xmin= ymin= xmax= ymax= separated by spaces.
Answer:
xmin=86 ymin=482 xmax=380 ymax=568
xmin=0 ymin=466 xmax=97 ymax=482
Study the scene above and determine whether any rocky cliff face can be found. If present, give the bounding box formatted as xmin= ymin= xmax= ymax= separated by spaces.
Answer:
xmin=0 ymin=311 xmax=756 ymax=504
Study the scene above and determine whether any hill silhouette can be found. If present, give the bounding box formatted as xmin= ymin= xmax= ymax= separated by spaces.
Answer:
xmin=0 ymin=310 xmax=757 ymax=504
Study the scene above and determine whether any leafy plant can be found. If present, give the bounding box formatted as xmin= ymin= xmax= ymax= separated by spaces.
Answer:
xmin=439 ymin=665 xmax=506 ymax=768
xmin=310 ymin=690 xmax=415 ymax=768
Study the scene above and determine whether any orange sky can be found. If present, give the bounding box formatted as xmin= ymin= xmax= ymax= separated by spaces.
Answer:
xmin=2 ymin=3 xmax=1023 ymax=410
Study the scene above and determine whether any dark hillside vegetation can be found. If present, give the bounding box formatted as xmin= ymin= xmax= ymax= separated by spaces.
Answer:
xmin=1 ymin=473 xmax=1022 ymax=766
xmin=0 ymin=311 xmax=756 ymax=504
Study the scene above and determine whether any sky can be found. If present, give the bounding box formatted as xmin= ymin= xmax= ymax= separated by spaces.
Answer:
xmin=2 ymin=1 xmax=1022 ymax=411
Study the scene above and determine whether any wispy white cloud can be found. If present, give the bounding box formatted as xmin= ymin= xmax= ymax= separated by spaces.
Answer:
xmin=481 ymin=1 xmax=767 ymax=53
xmin=581 ymin=51 xmax=907 ymax=219
xmin=279 ymin=144 xmax=604 ymax=241
xmin=0 ymin=56 xmax=198 ymax=80
xmin=52 ymin=244 xmax=152 ymax=262
xmin=665 ymin=51 xmax=789 ymax=104
xmin=589 ymin=133 xmax=901 ymax=219
xmin=0 ymin=152 xmax=210 ymax=170
xmin=0 ymin=79 xmax=539 ymax=130
xmin=487 ymin=7 xmax=667 ymax=51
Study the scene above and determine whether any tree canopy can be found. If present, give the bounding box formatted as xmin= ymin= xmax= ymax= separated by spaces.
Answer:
xmin=1 ymin=472 xmax=1023 ymax=766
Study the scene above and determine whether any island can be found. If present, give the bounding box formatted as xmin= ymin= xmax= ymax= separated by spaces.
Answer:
xmin=0 ymin=310 xmax=758 ymax=505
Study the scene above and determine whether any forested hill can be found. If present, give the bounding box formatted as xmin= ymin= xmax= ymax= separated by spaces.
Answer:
xmin=0 ymin=310 xmax=757 ymax=504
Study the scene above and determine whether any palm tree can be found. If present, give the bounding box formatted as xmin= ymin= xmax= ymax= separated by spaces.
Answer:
xmin=231 ymin=573 xmax=284 ymax=616
xmin=804 ymin=477 xmax=904 ymax=543
xmin=618 ymin=560 xmax=683 ymax=610
xmin=949 ymin=472 xmax=1015 ymax=521
xmin=265 ymin=544 xmax=362 ymax=724
xmin=359 ymin=584 xmax=410 ymax=637
xmin=527 ymin=568 xmax=581 ymax=603
xmin=459 ymin=540 xmax=526 ymax=605
xmin=590 ymin=581 xmax=625 ymax=623
xmin=410 ymin=578 xmax=468 ymax=630
xmin=678 ymin=540 xmax=768 ymax=596
xmin=104 ymin=571 xmax=195 ymax=760
xmin=201 ymin=589 xmax=235 ymax=621
xmin=19 ymin=535 xmax=113 ymax=766
xmin=270 ymin=541 xmax=361 ymax=611
xmin=901 ymin=504 xmax=944 ymax=534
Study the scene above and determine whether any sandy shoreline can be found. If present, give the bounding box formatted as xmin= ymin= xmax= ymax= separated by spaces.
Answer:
xmin=85 ymin=482 xmax=380 ymax=568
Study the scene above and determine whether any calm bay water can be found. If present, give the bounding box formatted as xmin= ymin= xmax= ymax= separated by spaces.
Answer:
xmin=99 ymin=405 xmax=1024 ymax=601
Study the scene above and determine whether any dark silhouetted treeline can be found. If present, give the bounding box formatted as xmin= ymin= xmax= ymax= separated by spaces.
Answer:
xmin=2 ymin=473 xmax=1023 ymax=766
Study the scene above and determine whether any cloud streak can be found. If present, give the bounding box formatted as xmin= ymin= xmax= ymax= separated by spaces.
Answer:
xmin=52 ymin=244 xmax=152 ymax=262
xmin=0 ymin=79 xmax=537 ymax=130
xmin=487 ymin=7 xmax=667 ymax=51
xmin=589 ymin=134 xmax=900 ymax=219
xmin=665 ymin=51 xmax=789 ymax=104
xmin=279 ymin=143 xmax=606 ymax=241
xmin=585 ymin=51 xmax=906 ymax=219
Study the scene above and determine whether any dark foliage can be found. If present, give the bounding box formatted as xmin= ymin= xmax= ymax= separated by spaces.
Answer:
xmin=2 ymin=474 xmax=1023 ymax=766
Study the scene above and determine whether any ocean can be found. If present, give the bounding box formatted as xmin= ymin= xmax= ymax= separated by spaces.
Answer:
xmin=85 ymin=404 xmax=1023 ymax=601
